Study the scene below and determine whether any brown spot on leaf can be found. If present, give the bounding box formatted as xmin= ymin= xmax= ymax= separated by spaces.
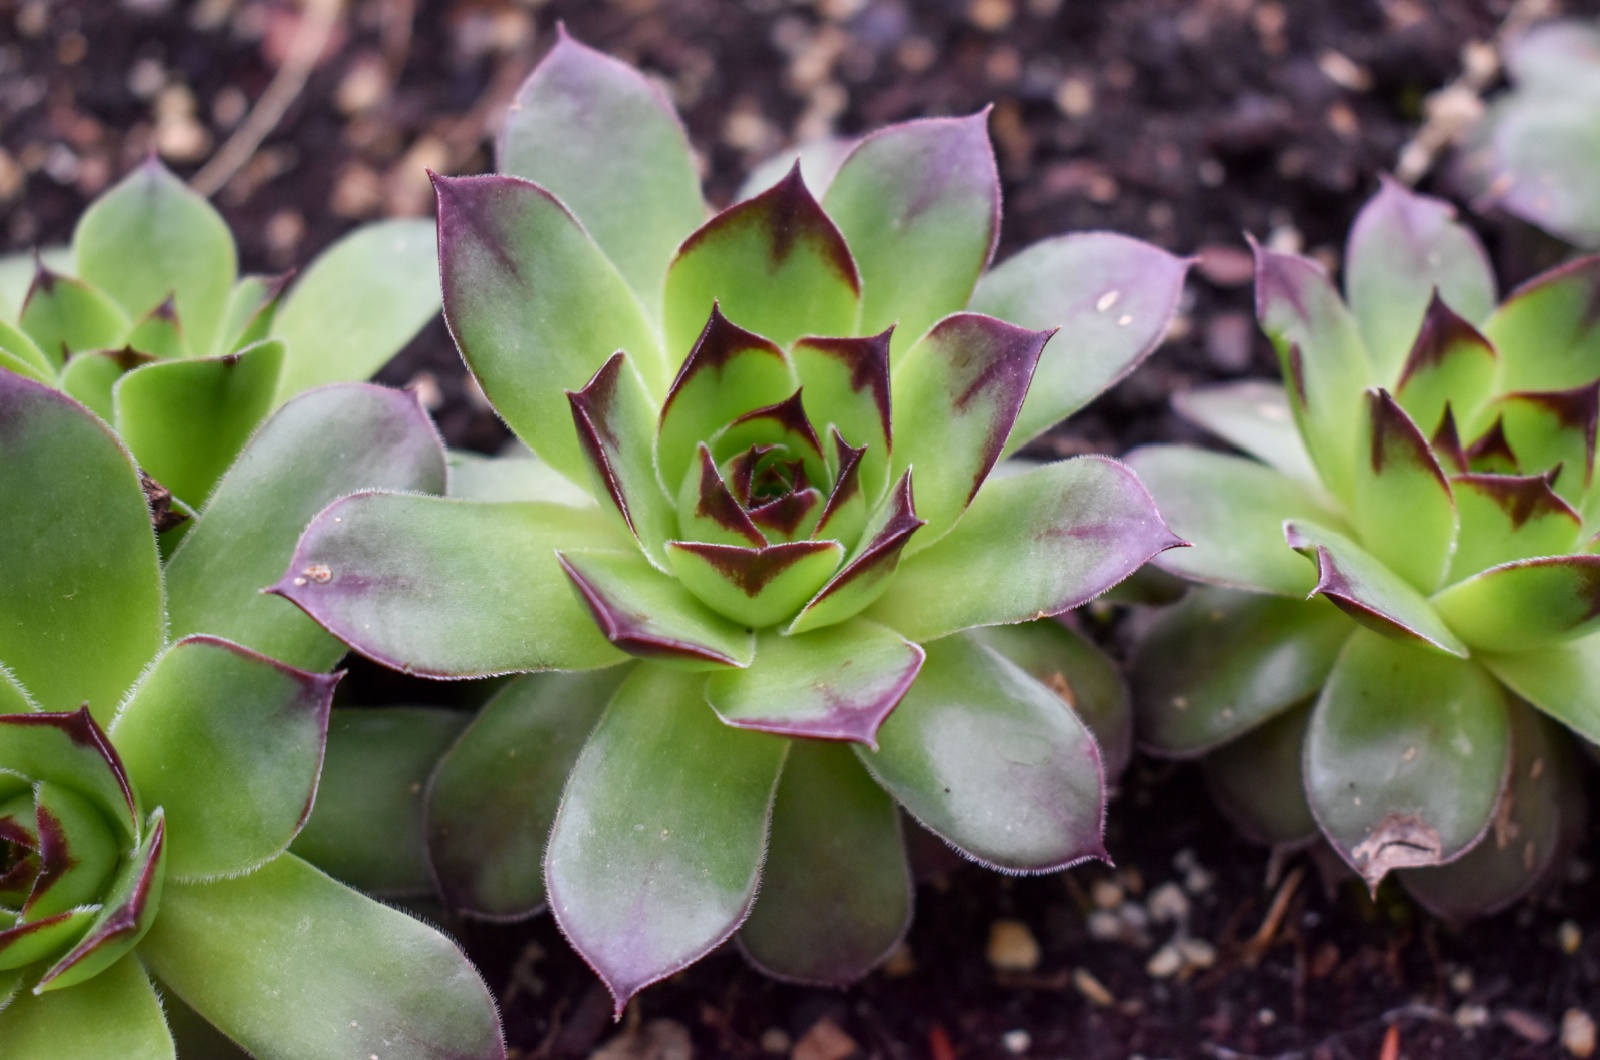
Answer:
xmin=1350 ymin=812 xmax=1443 ymax=890
xmin=139 ymin=471 xmax=189 ymax=535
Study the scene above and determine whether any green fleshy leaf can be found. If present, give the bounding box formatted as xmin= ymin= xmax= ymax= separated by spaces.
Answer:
xmin=0 ymin=316 xmax=54 ymax=380
xmin=568 ymin=352 xmax=674 ymax=569
xmin=1349 ymin=389 xmax=1457 ymax=592
xmin=0 ymin=666 xmax=35 ymax=713
xmin=271 ymin=219 xmax=438 ymax=398
xmin=123 ymin=298 xmax=189 ymax=359
xmin=871 ymin=457 xmax=1182 ymax=642
xmin=889 ymin=313 xmax=1053 ymax=549
xmin=1483 ymin=257 xmax=1600 ymax=393
xmin=274 ymin=494 xmax=627 ymax=677
xmin=545 ymin=664 xmax=786 ymax=1014
xmin=0 ymin=247 xmax=69 ymax=321
xmin=656 ymin=307 xmax=796 ymax=494
xmin=37 ymin=809 xmax=165 ymax=993
xmin=737 ymin=741 xmax=910 ymax=985
xmin=0 ymin=344 xmax=53 ymax=385
xmin=113 ymin=340 xmax=285 ymax=508
xmin=1448 ymin=473 xmax=1583 ymax=581
xmin=1128 ymin=446 xmax=1341 ymax=596
xmin=1478 ymin=631 xmax=1600 ymax=744
xmin=1132 ymin=587 xmax=1351 ymax=756
xmin=675 ymin=444 xmax=767 ymax=548
xmin=435 ymin=174 xmax=665 ymax=484
xmin=707 ymin=391 xmax=831 ymax=497
xmin=73 ymin=159 xmax=236 ymax=352
xmin=663 ymin=166 xmax=860 ymax=356
xmin=498 ymin=30 xmax=705 ymax=321
xmin=0 ymin=909 xmax=98 ymax=972
xmin=822 ymin=114 xmax=998 ymax=359
xmin=19 ymin=271 xmax=129 ymax=367
xmin=558 ymin=547 xmax=756 ymax=668
xmin=58 ymin=347 xmax=155 ymax=421
xmin=1401 ymin=699 xmax=1582 ymax=920
xmin=1305 ymin=630 xmax=1510 ymax=890
xmin=1431 ymin=555 xmax=1600 ymax=651
xmin=665 ymin=540 xmax=843 ymax=629
xmin=110 ymin=636 xmax=336 ymax=881
xmin=785 ymin=471 xmax=923 ymax=635
xmin=0 ymin=955 xmax=173 ymax=1060
xmin=1171 ymin=381 xmax=1320 ymax=487
xmin=0 ymin=709 xmax=139 ymax=841
xmin=791 ymin=331 xmax=892 ymax=501
xmin=1497 ymin=383 xmax=1597 ymax=499
xmin=166 ymin=384 xmax=447 ymax=671
xmin=0 ymin=374 xmax=162 ymax=716
xmin=1201 ymin=700 xmax=1318 ymax=847
xmin=26 ymin=782 xmax=120 ymax=919
xmin=143 ymin=854 xmax=505 ymax=1060
xmin=1344 ymin=179 xmax=1495 ymax=381
xmin=427 ymin=668 xmax=629 ymax=917
xmin=1285 ymin=520 xmax=1468 ymax=656
xmin=1392 ymin=295 xmax=1498 ymax=438
xmin=215 ymin=273 xmax=289 ymax=356
xmin=857 ymin=632 xmax=1106 ymax=872
xmin=291 ymin=707 xmax=469 ymax=898
xmin=1254 ymin=243 xmax=1373 ymax=503
xmin=706 ymin=619 xmax=923 ymax=746
xmin=971 ymin=619 xmax=1134 ymax=784
xmin=446 ymin=449 xmax=596 ymax=506
xmin=971 ymin=233 xmax=1190 ymax=451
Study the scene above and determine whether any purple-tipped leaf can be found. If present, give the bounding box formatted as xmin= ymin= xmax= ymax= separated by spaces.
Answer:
xmin=273 ymin=493 xmax=628 ymax=677
xmin=971 ymin=233 xmax=1190 ymax=451
xmin=787 ymin=471 xmax=923 ymax=635
xmin=822 ymin=113 xmax=999 ymax=359
xmin=663 ymin=165 xmax=860 ymax=356
xmin=1284 ymin=520 xmax=1467 ymax=656
xmin=544 ymin=665 xmax=786 ymax=1015
xmin=1393 ymin=294 xmax=1498 ymax=438
xmin=568 ymin=352 xmax=675 ymax=570
xmin=1499 ymin=381 xmax=1599 ymax=499
xmin=814 ymin=430 xmax=868 ymax=544
xmin=1349 ymin=389 xmax=1458 ymax=592
xmin=871 ymin=456 xmax=1183 ymax=643
xmin=1448 ymin=473 xmax=1583 ymax=580
xmin=709 ymin=390 xmax=830 ymax=494
xmin=675 ymin=444 xmax=767 ymax=548
xmin=18 ymin=268 xmax=128 ymax=366
xmin=1431 ymin=554 xmax=1600 ymax=651
xmin=435 ymin=173 xmax=663 ymax=485
xmin=1465 ymin=415 xmax=1520 ymax=474
xmin=1171 ymin=381 xmax=1320 ymax=487
xmin=0 ymin=709 xmax=139 ymax=842
xmin=746 ymin=488 xmax=823 ymax=543
xmin=1345 ymin=178 xmax=1496 ymax=380
xmin=559 ymin=548 xmax=756 ymax=668
xmin=705 ymin=619 xmax=924 ymax=747
xmin=123 ymin=296 xmax=189 ymax=358
xmin=1483 ymin=256 xmax=1600 ymax=393
xmin=737 ymin=741 xmax=911 ymax=985
xmin=856 ymin=632 xmax=1107 ymax=873
xmin=791 ymin=331 xmax=893 ymax=501
xmin=26 ymin=782 xmax=120 ymax=920
xmin=664 ymin=540 xmax=843 ymax=629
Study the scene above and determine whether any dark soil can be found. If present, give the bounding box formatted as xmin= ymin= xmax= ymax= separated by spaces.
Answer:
xmin=6 ymin=0 xmax=1600 ymax=1057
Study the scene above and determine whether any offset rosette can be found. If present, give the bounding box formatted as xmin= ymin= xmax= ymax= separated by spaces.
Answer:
xmin=1131 ymin=179 xmax=1600 ymax=919
xmin=275 ymin=28 xmax=1189 ymax=1012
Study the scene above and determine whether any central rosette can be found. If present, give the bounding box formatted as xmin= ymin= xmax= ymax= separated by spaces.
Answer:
xmin=560 ymin=304 xmax=949 ymax=637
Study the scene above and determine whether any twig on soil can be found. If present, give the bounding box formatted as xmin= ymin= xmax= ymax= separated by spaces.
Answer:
xmin=189 ymin=0 xmax=344 ymax=197
xmin=1243 ymin=865 xmax=1305 ymax=966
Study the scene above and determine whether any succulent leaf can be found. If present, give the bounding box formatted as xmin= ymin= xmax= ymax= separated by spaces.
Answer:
xmin=662 ymin=164 xmax=860 ymax=356
xmin=446 ymin=449 xmax=597 ymax=506
xmin=1133 ymin=587 xmax=1350 ymax=757
xmin=1430 ymin=554 xmax=1600 ymax=651
xmin=215 ymin=272 xmax=290 ymax=356
xmin=1200 ymin=702 xmax=1318 ymax=848
xmin=434 ymin=173 xmax=665 ymax=485
xmin=1349 ymin=389 xmax=1458 ymax=592
xmin=427 ymin=668 xmax=629 ymax=918
xmin=1478 ymin=630 xmax=1600 ymax=745
xmin=736 ymin=741 xmax=910 ymax=985
xmin=1392 ymin=294 xmax=1497 ymax=439
xmin=122 ymin=298 xmax=189 ymax=359
xmin=0 ymin=374 xmax=162 ymax=717
xmin=275 ymin=493 xmax=628 ymax=677
xmin=970 ymin=233 xmax=1191 ymax=451
xmin=0 ymin=954 xmax=173 ymax=1059
xmin=821 ymin=113 xmax=1000 ymax=358
xmin=568 ymin=352 xmax=675 ymax=570
xmin=785 ymin=470 xmax=923 ymax=634
xmin=1482 ymin=256 xmax=1600 ymax=393
xmin=167 ymin=384 xmax=448 ymax=671
xmin=1305 ymin=630 xmax=1510 ymax=891
xmin=19 ymin=269 xmax=129 ymax=367
xmin=676 ymin=444 xmax=768 ymax=547
xmin=705 ymin=619 xmax=924 ymax=747
xmin=72 ymin=158 xmax=236 ymax=352
xmin=0 ymin=316 xmax=54 ymax=382
xmin=142 ymin=854 xmax=507 ymax=1060
xmin=57 ymin=347 xmax=155 ymax=421
xmin=544 ymin=665 xmax=787 ymax=1016
xmin=1448 ymin=473 xmax=1584 ymax=580
xmin=497 ymin=28 xmax=705 ymax=320
xmin=560 ymin=548 xmax=756 ymax=668
xmin=1344 ymin=178 xmax=1496 ymax=380
xmin=856 ymin=632 xmax=1106 ymax=872
xmin=1126 ymin=446 xmax=1337 ymax=596
xmin=113 ymin=339 xmax=286 ymax=508
xmin=664 ymin=540 xmax=844 ymax=629
xmin=1171 ymin=380 xmax=1321 ymax=487
xmin=708 ymin=390 xmax=831 ymax=501
xmin=791 ymin=331 xmax=893 ymax=501
xmin=890 ymin=313 xmax=1054 ymax=550
xmin=1498 ymin=381 xmax=1599 ymax=499
xmin=870 ymin=456 xmax=1181 ymax=642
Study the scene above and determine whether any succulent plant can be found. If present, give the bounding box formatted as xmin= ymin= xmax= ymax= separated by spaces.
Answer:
xmin=0 ymin=158 xmax=439 ymax=514
xmin=271 ymin=31 xmax=1188 ymax=1008
xmin=1455 ymin=19 xmax=1600 ymax=249
xmin=0 ymin=370 xmax=503 ymax=1058
xmin=1130 ymin=179 xmax=1600 ymax=916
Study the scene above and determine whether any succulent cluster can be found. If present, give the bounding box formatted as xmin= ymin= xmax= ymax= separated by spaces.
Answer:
xmin=1132 ymin=179 xmax=1600 ymax=916
xmin=1457 ymin=19 xmax=1600 ymax=248
xmin=272 ymin=31 xmax=1189 ymax=1008
xmin=0 ymin=371 xmax=502 ymax=1058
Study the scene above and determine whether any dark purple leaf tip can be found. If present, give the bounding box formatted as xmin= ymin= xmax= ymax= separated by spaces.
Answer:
xmin=1466 ymin=416 xmax=1519 ymax=473
xmin=792 ymin=329 xmax=894 ymax=448
xmin=1504 ymin=381 xmax=1600 ymax=484
xmin=748 ymin=488 xmax=822 ymax=538
xmin=728 ymin=390 xmax=825 ymax=461
xmin=1 ymin=708 xmax=138 ymax=834
xmin=1366 ymin=388 xmax=1449 ymax=490
xmin=556 ymin=553 xmax=746 ymax=666
xmin=804 ymin=470 xmax=925 ymax=610
xmin=816 ymin=430 xmax=866 ymax=536
xmin=567 ymin=351 xmax=638 ymax=533
xmin=668 ymin=540 xmax=841 ymax=597
xmin=1397 ymin=292 xmax=1495 ymax=391
xmin=36 ymin=813 xmax=165 ymax=990
xmin=661 ymin=304 xmax=788 ymax=424
xmin=1432 ymin=405 xmax=1468 ymax=473
xmin=1453 ymin=472 xmax=1581 ymax=529
xmin=693 ymin=444 xmax=767 ymax=546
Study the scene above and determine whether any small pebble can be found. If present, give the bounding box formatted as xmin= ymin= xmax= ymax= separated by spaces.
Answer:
xmin=987 ymin=920 xmax=1041 ymax=973
xmin=1257 ymin=1008 xmax=1277 ymax=1026
xmin=1449 ymin=968 xmax=1474 ymax=995
xmin=1002 ymin=1029 xmax=1032 ymax=1055
xmin=1177 ymin=937 xmax=1217 ymax=970
xmin=791 ymin=1017 xmax=858 ymax=1060
xmin=1564 ymin=1008 xmax=1597 ymax=1058
xmin=1454 ymin=1004 xmax=1490 ymax=1031
xmin=1086 ymin=910 xmax=1123 ymax=942
xmin=1147 ymin=882 xmax=1190 ymax=924
xmin=1145 ymin=944 xmax=1183 ymax=979
xmin=1091 ymin=879 xmax=1125 ymax=910
xmin=1559 ymin=920 xmax=1583 ymax=955
xmin=760 ymin=1028 xmax=791 ymax=1054
xmin=1072 ymin=967 xmax=1115 ymax=1006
